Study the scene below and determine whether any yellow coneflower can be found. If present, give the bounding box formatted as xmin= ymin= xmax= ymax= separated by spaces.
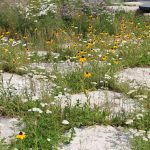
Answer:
xmin=129 ymin=21 xmax=133 ymax=25
xmin=79 ymin=56 xmax=86 ymax=63
xmin=16 ymin=132 xmax=26 ymax=140
xmin=46 ymin=39 xmax=53 ymax=45
xmin=0 ymin=35 xmax=4 ymax=38
xmin=101 ymin=55 xmax=108 ymax=61
xmin=84 ymin=72 xmax=92 ymax=78
xmin=5 ymin=31 xmax=10 ymax=35
xmin=80 ymin=50 xmax=87 ymax=55
xmin=72 ymin=44 xmax=77 ymax=47
xmin=113 ymin=45 xmax=118 ymax=49
xmin=4 ymin=48 xmax=8 ymax=53
xmin=12 ymin=59 xmax=16 ymax=64
xmin=9 ymin=38 xmax=14 ymax=42
xmin=145 ymin=25 xmax=149 ymax=28
xmin=114 ymin=41 xmax=119 ymax=45
xmin=114 ymin=59 xmax=119 ymax=64
xmin=109 ymin=48 xmax=115 ymax=53
xmin=86 ymin=42 xmax=93 ymax=49
xmin=88 ymin=25 xmax=93 ymax=30
xmin=126 ymin=34 xmax=131 ymax=39
xmin=76 ymin=52 xmax=80 ymax=59
xmin=89 ymin=15 xmax=93 ymax=19
xmin=23 ymin=36 xmax=27 ymax=39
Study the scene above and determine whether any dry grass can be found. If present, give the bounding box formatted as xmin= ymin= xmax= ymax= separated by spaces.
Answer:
xmin=1 ymin=0 xmax=28 ymax=7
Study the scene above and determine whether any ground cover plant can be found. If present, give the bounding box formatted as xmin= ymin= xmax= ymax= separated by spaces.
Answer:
xmin=0 ymin=0 xmax=150 ymax=150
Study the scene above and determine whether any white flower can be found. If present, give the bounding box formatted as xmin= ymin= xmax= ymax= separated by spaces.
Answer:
xmin=40 ymin=102 xmax=48 ymax=107
xmin=104 ymin=74 xmax=111 ymax=80
xmin=138 ymin=130 xmax=145 ymax=135
xmin=147 ymin=131 xmax=150 ymax=139
xmin=47 ymin=138 xmax=51 ymax=142
xmin=143 ymin=137 xmax=148 ymax=141
xmin=1 ymin=37 xmax=8 ymax=42
xmin=129 ymin=135 xmax=134 ymax=139
xmin=62 ymin=120 xmax=69 ymax=125
xmin=50 ymin=75 xmax=57 ymax=79
xmin=135 ymin=95 xmax=147 ymax=99
xmin=91 ymin=82 xmax=97 ymax=85
xmin=46 ymin=110 xmax=52 ymax=114
xmin=107 ymin=63 xmax=111 ymax=66
xmin=28 ymin=108 xmax=43 ymax=113
xmin=125 ymin=119 xmax=133 ymax=125
xmin=50 ymin=102 xmax=55 ymax=105
xmin=136 ymin=113 xmax=143 ymax=119
xmin=129 ymin=129 xmax=137 ymax=134
xmin=127 ymin=90 xmax=136 ymax=95
xmin=12 ymin=41 xmax=17 ymax=46
xmin=134 ymin=132 xmax=140 ymax=137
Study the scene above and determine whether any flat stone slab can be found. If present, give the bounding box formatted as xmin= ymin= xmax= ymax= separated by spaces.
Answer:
xmin=123 ymin=2 xmax=142 ymax=6
xmin=106 ymin=6 xmax=139 ymax=12
xmin=55 ymin=90 xmax=138 ymax=114
xmin=0 ymin=72 xmax=53 ymax=99
xmin=144 ymin=13 xmax=150 ymax=16
xmin=117 ymin=68 xmax=150 ymax=89
xmin=0 ymin=118 xmax=21 ymax=143
xmin=60 ymin=125 xmax=131 ymax=150
xmin=30 ymin=61 xmax=81 ymax=74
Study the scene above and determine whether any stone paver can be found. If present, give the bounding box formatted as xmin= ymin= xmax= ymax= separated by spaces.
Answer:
xmin=55 ymin=90 xmax=138 ymax=114
xmin=0 ymin=118 xmax=22 ymax=143
xmin=117 ymin=67 xmax=150 ymax=89
xmin=106 ymin=5 xmax=139 ymax=12
xmin=60 ymin=125 xmax=131 ymax=150
xmin=0 ymin=72 xmax=53 ymax=99
xmin=30 ymin=61 xmax=81 ymax=74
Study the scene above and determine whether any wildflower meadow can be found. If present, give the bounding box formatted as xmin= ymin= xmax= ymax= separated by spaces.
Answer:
xmin=0 ymin=0 xmax=150 ymax=150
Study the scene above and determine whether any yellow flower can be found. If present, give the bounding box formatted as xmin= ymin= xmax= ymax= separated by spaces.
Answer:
xmin=0 ymin=35 xmax=4 ymax=38
xmin=88 ymin=25 xmax=93 ymax=30
xmin=89 ymin=15 xmax=93 ymax=19
xmin=5 ymin=31 xmax=10 ymax=35
xmin=114 ymin=59 xmax=119 ymax=64
xmin=109 ymin=48 xmax=115 ymax=53
xmin=4 ymin=48 xmax=8 ymax=53
xmin=46 ymin=39 xmax=53 ymax=45
xmin=16 ymin=132 xmax=26 ymax=140
xmin=80 ymin=50 xmax=87 ymax=55
xmin=9 ymin=38 xmax=14 ymax=42
xmin=79 ymin=56 xmax=86 ymax=63
xmin=101 ymin=55 xmax=108 ymax=61
xmin=84 ymin=72 xmax=92 ymax=78
xmin=86 ymin=42 xmax=93 ymax=49
xmin=114 ymin=41 xmax=119 ymax=45
xmin=113 ymin=45 xmax=118 ymax=49
xmin=23 ymin=36 xmax=27 ymax=39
